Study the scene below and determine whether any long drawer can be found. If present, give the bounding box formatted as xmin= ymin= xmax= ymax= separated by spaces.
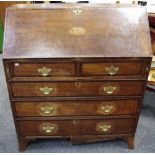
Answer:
xmin=14 ymin=100 xmax=140 ymax=117
xmin=17 ymin=118 xmax=136 ymax=137
xmin=11 ymin=81 xmax=144 ymax=97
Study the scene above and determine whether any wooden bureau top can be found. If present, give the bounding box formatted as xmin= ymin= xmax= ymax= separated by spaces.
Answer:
xmin=3 ymin=4 xmax=153 ymax=59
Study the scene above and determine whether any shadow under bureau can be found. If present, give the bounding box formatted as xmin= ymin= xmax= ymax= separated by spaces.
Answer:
xmin=3 ymin=4 xmax=152 ymax=151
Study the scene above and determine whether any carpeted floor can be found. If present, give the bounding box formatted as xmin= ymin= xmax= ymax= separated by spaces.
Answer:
xmin=0 ymin=54 xmax=155 ymax=153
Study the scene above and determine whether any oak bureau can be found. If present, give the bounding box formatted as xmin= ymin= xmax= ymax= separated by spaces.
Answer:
xmin=3 ymin=4 xmax=152 ymax=151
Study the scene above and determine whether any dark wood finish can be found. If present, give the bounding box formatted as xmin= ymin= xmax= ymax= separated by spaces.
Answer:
xmin=3 ymin=4 xmax=152 ymax=151
xmin=2 ymin=4 xmax=152 ymax=59
xmin=11 ymin=81 xmax=144 ymax=97
xmin=18 ymin=138 xmax=30 ymax=152
xmin=82 ymin=62 xmax=146 ymax=76
xmin=17 ymin=118 xmax=136 ymax=136
xmin=14 ymin=100 xmax=140 ymax=117
xmin=12 ymin=62 xmax=76 ymax=77
xmin=0 ymin=1 xmax=27 ymax=28
xmin=124 ymin=136 xmax=134 ymax=149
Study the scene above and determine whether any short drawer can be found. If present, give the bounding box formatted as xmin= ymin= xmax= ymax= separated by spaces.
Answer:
xmin=17 ymin=118 xmax=136 ymax=137
xmin=82 ymin=62 xmax=147 ymax=76
xmin=11 ymin=62 xmax=76 ymax=77
xmin=15 ymin=99 xmax=140 ymax=117
xmin=11 ymin=81 xmax=144 ymax=97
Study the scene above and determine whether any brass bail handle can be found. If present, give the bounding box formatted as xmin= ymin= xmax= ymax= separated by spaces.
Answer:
xmin=40 ymin=87 xmax=54 ymax=95
xmin=40 ymin=105 xmax=54 ymax=114
xmin=99 ymin=124 xmax=111 ymax=132
xmin=103 ymin=85 xmax=117 ymax=94
xmin=37 ymin=66 xmax=52 ymax=77
xmin=42 ymin=125 xmax=55 ymax=133
xmin=101 ymin=105 xmax=114 ymax=113
xmin=105 ymin=65 xmax=119 ymax=75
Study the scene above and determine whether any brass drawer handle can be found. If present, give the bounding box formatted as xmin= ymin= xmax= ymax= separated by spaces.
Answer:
xmin=99 ymin=124 xmax=111 ymax=132
xmin=103 ymin=86 xmax=117 ymax=94
xmin=37 ymin=66 xmax=52 ymax=77
xmin=100 ymin=105 xmax=114 ymax=114
xmin=42 ymin=125 xmax=55 ymax=133
xmin=40 ymin=87 xmax=54 ymax=95
xmin=40 ymin=106 xmax=54 ymax=114
xmin=105 ymin=65 xmax=119 ymax=75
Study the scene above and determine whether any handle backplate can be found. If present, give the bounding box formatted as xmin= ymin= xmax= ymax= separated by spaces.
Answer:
xmin=37 ymin=66 xmax=51 ymax=77
xmin=96 ymin=122 xmax=112 ymax=133
xmin=39 ymin=123 xmax=58 ymax=134
xmin=105 ymin=65 xmax=119 ymax=75
xmin=40 ymin=87 xmax=54 ymax=95
xmin=103 ymin=85 xmax=117 ymax=94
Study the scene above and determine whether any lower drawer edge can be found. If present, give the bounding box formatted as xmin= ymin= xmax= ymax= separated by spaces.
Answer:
xmin=16 ymin=118 xmax=136 ymax=137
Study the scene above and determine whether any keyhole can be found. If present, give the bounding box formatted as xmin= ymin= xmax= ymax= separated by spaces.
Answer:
xmin=73 ymin=120 xmax=79 ymax=124
xmin=75 ymin=82 xmax=79 ymax=86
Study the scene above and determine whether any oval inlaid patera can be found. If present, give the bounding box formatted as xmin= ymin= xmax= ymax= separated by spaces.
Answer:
xmin=69 ymin=27 xmax=86 ymax=35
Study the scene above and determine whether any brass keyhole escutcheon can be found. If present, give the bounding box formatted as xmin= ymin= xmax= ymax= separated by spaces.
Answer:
xmin=73 ymin=8 xmax=82 ymax=15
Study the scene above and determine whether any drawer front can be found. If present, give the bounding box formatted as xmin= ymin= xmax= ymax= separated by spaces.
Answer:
xmin=82 ymin=62 xmax=146 ymax=76
xmin=17 ymin=118 xmax=136 ymax=136
xmin=11 ymin=81 xmax=144 ymax=97
xmin=12 ymin=62 xmax=75 ymax=77
xmin=77 ymin=118 xmax=136 ymax=135
xmin=15 ymin=100 xmax=139 ymax=117
xmin=18 ymin=120 xmax=75 ymax=136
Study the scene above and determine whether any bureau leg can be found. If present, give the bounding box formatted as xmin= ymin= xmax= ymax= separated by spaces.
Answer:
xmin=18 ymin=138 xmax=30 ymax=152
xmin=124 ymin=136 xmax=134 ymax=149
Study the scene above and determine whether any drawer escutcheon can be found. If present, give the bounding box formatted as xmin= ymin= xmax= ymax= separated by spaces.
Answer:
xmin=96 ymin=123 xmax=112 ymax=133
xmin=37 ymin=66 xmax=52 ymax=77
xmin=39 ymin=123 xmax=58 ymax=134
xmin=105 ymin=65 xmax=119 ymax=75
xmin=103 ymin=86 xmax=117 ymax=94
xmin=40 ymin=105 xmax=54 ymax=114
xmin=40 ymin=87 xmax=54 ymax=95
xmin=99 ymin=124 xmax=111 ymax=132
xmin=100 ymin=105 xmax=115 ymax=114
xmin=73 ymin=8 xmax=82 ymax=15
xmin=42 ymin=125 xmax=55 ymax=133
